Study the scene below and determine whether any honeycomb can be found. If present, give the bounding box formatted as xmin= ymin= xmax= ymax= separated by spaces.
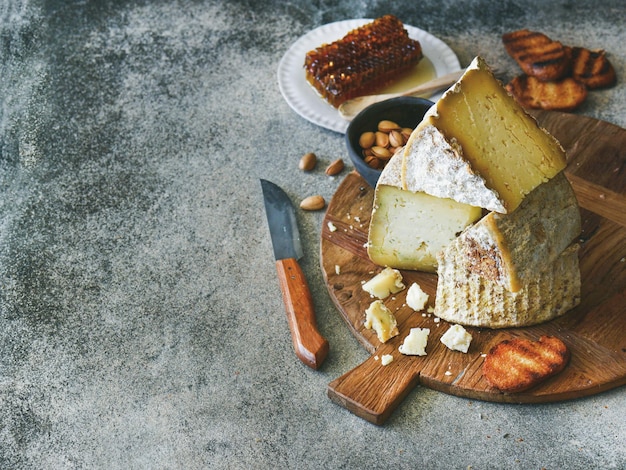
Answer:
xmin=304 ymin=15 xmax=423 ymax=108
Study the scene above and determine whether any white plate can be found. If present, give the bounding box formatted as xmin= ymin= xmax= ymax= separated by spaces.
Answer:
xmin=277 ymin=19 xmax=461 ymax=134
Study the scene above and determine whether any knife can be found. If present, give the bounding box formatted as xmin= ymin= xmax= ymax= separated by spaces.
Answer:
xmin=260 ymin=179 xmax=329 ymax=370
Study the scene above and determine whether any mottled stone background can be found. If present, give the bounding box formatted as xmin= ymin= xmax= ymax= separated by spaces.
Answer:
xmin=1 ymin=1 xmax=625 ymax=468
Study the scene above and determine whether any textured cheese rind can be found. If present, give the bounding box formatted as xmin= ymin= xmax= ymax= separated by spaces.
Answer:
xmin=402 ymin=125 xmax=506 ymax=212
xmin=402 ymin=56 xmax=566 ymax=214
xmin=434 ymin=243 xmax=581 ymax=328
xmin=459 ymin=172 xmax=580 ymax=292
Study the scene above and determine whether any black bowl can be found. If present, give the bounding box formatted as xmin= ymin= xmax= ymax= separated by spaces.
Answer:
xmin=345 ymin=96 xmax=434 ymax=188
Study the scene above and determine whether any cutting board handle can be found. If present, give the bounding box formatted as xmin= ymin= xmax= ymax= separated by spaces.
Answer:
xmin=327 ymin=350 xmax=421 ymax=425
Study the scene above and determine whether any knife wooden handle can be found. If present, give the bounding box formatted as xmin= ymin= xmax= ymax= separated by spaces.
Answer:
xmin=276 ymin=258 xmax=329 ymax=370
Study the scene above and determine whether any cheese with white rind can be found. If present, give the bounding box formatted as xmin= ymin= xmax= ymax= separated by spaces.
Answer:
xmin=368 ymin=152 xmax=482 ymax=272
xmin=402 ymin=126 xmax=505 ymax=213
xmin=362 ymin=267 xmax=405 ymax=299
xmin=435 ymin=242 xmax=581 ymax=328
xmin=364 ymin=300 xmax=399 ymax=343
xmin=402 ymin=56 xmax=566 ymax=214
xmin=458 ymin=172 xmax=580 ymax=292
xmin=440 ymin=324 xmax=472 ymax=353
xmin=399 ymin=327 xmax=429 ymax=356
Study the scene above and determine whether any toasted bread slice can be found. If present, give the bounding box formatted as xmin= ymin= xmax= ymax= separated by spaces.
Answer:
xmin=506 ymin=75 xmax=588 ymax=111
xmin=502 ymin=29 xmax=571 ymax=81
xmin=483 ymin=335 xmax=570 ymax=393
xmin=569 ymin=46 xmax=617 ymax=89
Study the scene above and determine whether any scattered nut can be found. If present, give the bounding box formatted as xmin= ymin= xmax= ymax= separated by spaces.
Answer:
xmin=300 ymin=195 xmax=326 ymax=211
xmin=299 ymin=152 xmax=317 ymax=171
xmin=325 ymin=158 xmax=345 ymax=176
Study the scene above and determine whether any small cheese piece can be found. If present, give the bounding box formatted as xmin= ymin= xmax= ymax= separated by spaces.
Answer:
xmin=364 ymin=300 xmax=399 ymax=343
xmin=440 ymin=324 xmax=472 ymax=353
xmin=457 ymin=172 xmax=580 ymax=292
xmin=406 ymin=282 xmax=429 ymax=311
xmin=362 ymin=267 xmax=405 ymax=299
xmin=402 ymin=56 xmax=566 ymax=214
xmin=435 ymin=242 xmax=581 ymax=328
xmin=368 ymin=153 xmax=482 ymax=272
xmin=381 ymin=354 xmax=394 ymax=366
xmin=399 ymin=327 xmax=429 ymax=356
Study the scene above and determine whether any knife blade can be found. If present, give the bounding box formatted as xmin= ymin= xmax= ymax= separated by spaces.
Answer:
xmin=260 ymin=179 xmax=329 ymax=370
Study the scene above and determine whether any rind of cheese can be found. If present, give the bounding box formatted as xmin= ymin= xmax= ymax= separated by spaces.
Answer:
xmin=458 ymin=172 xmax=580 ymax=292
xmin=364 ymin=300 xmax=399 ymax=343
xmin=399 ymin=327 xmax=429 ymax=356
xmin=435 ymin=243 xmax=581 ymax=328
xmin=440 ymin=324 xmax=472 ymax=353
xmin=402 ymin=125 xmax=506 ymax=213
xmin=368 ymin=152 xmax=482 ymax=272
xmin=406 ymin=282 xmax=429 ymax=311
xmin=402 ymin=56 xmax=566 ymax=214
xmin=362 ymin=267 xmax=405 ymax=299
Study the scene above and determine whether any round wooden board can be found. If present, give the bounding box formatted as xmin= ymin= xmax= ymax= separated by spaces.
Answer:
xmin=321 ymin=110 xmax=626 ymax=424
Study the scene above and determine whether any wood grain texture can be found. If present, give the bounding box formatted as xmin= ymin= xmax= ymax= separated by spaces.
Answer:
xmin=321 ymin=110 xmax=626 ymax=423
xmin=276 ymin=258 xmax=329 ymax=370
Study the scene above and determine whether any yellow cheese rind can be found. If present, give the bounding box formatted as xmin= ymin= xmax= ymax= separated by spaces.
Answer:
xmin=402 ymin=56 xmax=566 ymax=214
xmin=434 ymin=243 xmax=581 ymax=328
xmin=458 ymin=172 xmax=581 ymax=292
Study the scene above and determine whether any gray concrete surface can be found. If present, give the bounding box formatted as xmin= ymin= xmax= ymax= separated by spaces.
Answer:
xmin=1 ymin=0 xmax=625 ymax=468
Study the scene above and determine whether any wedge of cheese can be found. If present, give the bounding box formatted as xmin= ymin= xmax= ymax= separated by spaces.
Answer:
xmin=456 ymin=172 xmax=581 ymax=292
xmin=402 ymin=56 xmax=567 ymax=214
xmin=368 ymin=151 xmax=482 ymax=272
xmin=435 ymin=242 xmax=581 ymax=328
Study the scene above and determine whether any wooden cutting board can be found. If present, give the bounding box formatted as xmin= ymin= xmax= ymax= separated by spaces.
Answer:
xmin=320 ymin=110 xmax=626 ymax=424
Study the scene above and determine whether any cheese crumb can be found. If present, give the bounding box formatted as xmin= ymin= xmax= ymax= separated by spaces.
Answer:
xmin=327 ymin=221 xmax=337 ymax=232
xmin=335 ymin=265 xmax=341 ymax=275
xmin=362 ymin=267 xmax=405 ymax=299
xmin=399 ymin=327 xmax=430 ymax=356
xmin=406 ymin=282 xmax=429 ymax=311
xmin=381 ymin=354 xmax=394 ymax=366
xmin=364 ymin=300 xmax=399 ymax=343
xmin=440 ymin=324 xmax=473 ymax=353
